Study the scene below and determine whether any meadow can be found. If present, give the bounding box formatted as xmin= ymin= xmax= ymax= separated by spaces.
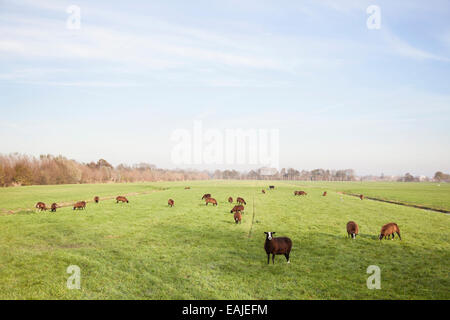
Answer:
xmin=0 ymin=180 xmax=448 ymax=299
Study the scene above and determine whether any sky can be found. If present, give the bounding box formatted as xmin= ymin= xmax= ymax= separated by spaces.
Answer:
xmin=0 ymin=0 xmax=449 ymax=176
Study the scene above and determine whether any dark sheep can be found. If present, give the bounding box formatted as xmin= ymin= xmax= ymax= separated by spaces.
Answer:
xmin=269 ymin=186 xmax=275 ymax=190
xmin=51 ymin=203 xmax=58 ymax=212
xmin=323 ymin=191 xmax=327 ymax=196
xmin=94 ymin=196 xmax=100 ymax=203
xmin=379 ymin=223 xmax=401 ymax=240
xmin=228 ymin=197 xmax=233 ymax=204
xmin=73 ymin=201 xmax=86 ymax=210
xmin=116 ymin=196 xmax=129 ymax=203
xmin=346 ymin=221 xmax=359 ymax=239
xmin=35 ymin=202 xmax=47 ymax=211
xmin=230 ymin=205 xmax=244 ymax=214
xmin=237 ymin=197 xmax=246 ymax=205
xmin=234 ymin=211 xmax=242 ymax=224
xmin=264 ymin=232 xmax=292 ymax=264
xmin=205 ymin=198 xmax=218 ymax=206
xmin=168 ymin=199 xmax=174 ymax=207
xmin=360 ymin=194 xmax=364 ymax=200
xmin=202 ymin=194 xmax=211 ymax=200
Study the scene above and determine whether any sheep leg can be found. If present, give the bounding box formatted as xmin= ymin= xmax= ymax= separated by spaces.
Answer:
xmin=272 ymin=254 xmax=275 ymax=265
xmin=267 ymin=254 xmax=270 ymax=265
xmin=284 ymin=253 xmax=290 ymax=263
xmin=397 ymin=232 xmax=402 ymax=240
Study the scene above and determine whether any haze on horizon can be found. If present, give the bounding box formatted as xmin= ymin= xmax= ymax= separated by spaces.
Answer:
xmin=0 ymin=0 xmax=449 ymax=177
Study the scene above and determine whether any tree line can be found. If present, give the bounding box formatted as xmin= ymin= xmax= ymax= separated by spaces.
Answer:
xmin=212 ymin=168 xmax=358 ymax=181
xmin=0 ymin=153 xmax=446 ymax=187
xmin=0 ymin=153 xmax=209 ymax=187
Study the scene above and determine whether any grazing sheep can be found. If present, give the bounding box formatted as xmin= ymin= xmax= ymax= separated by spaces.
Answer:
xmin=269 ymin=186 xmax=275 ymax=190
xmin=94 ymin=196 xmax=99 ymax=203
xmin=323 ymin=191 xmax=327 ymax=196
xmin=73 ymin=201 xmax=86 ymax=210
xmin=185 ymin=187 xmax=191 ymax=190
xmin=35 ymin=202 xmax=47 ymax=211
xmin=230 ymin=205 xmax=245 ymax=214
xmin=234 ymin=211 xmax=242 ymax=224
xmin=51 ymin=203 xmax=58 ymax=212
xmin=205 ymin=198 xmax=218 ymax=206
xmin=262 ymin=190 xmax=266 ymax=194
xmin=168 ymin=199 xmax=174 ymax=207
xmin=116 ymin=196 xmax=129 ymax=203
xmin=379 ymin=223 xmax=401 ymax=240
xmin=264 ymin=232 xmax=292 ymax=264
xmin=360 ymin=194 xmax=364 ymax=200
xmin=202 ymin=194 xmax=211 ymax=200
xmin=228 ymin=197 xmax=233 ymax=204
xmin=346 ymin=221 xmax=359 ymax=239
xmin=237 ymin=197 xmax=246 ymax=205
xmin=295 ymin=191 xmax=307 ymax=196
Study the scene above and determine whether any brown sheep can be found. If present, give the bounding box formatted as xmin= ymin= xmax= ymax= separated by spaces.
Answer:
xmin=228 ymin=197 xmax=233 ymax=204
xmin=262 ymin=190 xmax=266 ymax=194
xmin=73 ymin=201 xmax=86 ymax=210
xmin=116 ymin=196 xmax=129 ymax=203
xmin=323 ymin=191 xmax=327 ymax=196
xmin=230 ymin=205 xmax=245 ymax=214
xmin=294 ymin=191 xmax=307 ymax=196
xmin=205 ymin=198 xmax=218 ymax=206
xmin=264 ymin=232 xmax=292 ymax=264
xmin=94 ymin=196 xmax=100 ymax=203
xmin=35 ymin=202 xmax=47 ymax=211
xmin=168 ymin=199 xmax=174 ymax=207
xmin=234 ymin=211 xmax=242 ymax=224
xmin=185 ymin=187 xmax=191 ymax=190
xmin=237 ymin=197 xmax=246 ymax=205
xmin=360 ymin=194 xmax=364 ymax=200
xmin=51 ymin=203 xmax=58 ymax=212
xmin=346 ymin=221 xmax=359 ymax=239
xmin=202 ymin=194 xmax=211 ymax=200
xmin=379 ymin=223 xmax=401 ymax=240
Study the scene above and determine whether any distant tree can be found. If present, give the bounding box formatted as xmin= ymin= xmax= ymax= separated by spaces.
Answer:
xmin=97 ymin=159 xmax=113 ymax=168
xmin=434 ymin=171 xmax=450 ymax=182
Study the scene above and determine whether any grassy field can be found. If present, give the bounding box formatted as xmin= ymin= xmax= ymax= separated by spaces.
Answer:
xmin=0 ymin=180 xmax=449 ymax=299
xmin=285 ymin=181 xmax=450 ymax=212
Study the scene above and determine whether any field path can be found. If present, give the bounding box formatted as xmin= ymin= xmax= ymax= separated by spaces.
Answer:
xmin=341 ymin=192 xmax=450 ymax=214
xmin=275 ymin=181 xmax=449 ymax=214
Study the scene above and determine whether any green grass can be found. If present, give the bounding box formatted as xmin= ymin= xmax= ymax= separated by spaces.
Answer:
xmin=285 ymin=181 xmax=450 ymax=212
xmin=0 ymin=182 xmax=164 ymax=211
xmin=0 ymin=180 xmax=449 ymax=299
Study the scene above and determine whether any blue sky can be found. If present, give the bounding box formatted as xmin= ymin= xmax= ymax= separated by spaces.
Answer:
xmin=0 ymin=0 xmax=449 ymax=176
